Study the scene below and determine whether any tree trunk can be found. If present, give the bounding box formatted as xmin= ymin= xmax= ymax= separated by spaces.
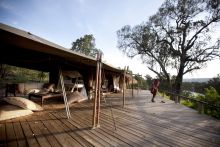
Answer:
xmin=173 ymin=64 xmax=184 ymax=94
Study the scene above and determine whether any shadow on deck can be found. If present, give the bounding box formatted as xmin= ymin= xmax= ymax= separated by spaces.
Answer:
xmin=1 ymin=90 xmax=220 ymax=146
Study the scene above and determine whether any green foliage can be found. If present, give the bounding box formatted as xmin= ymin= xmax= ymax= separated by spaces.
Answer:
xmin=0 ymin=64 xmax=13 ymax=78
xmin=181 ymin=100 xmax=197 ymax=109
xmin=203 ymin=86 xmax=220 ymax=105
xmin=207 ymin=74 xmax=220 ymax=94
xmin=0 ymin=64 xmax=49 ymax=88
xmin=181 ymin=86 xmax=220 ymax=119
xmin=71 ymin=34 xmax=100 ymax=58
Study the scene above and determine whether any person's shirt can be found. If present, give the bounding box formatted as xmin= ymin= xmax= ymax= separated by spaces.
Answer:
xmin=153 ymin=80 xmax=160 ymax=89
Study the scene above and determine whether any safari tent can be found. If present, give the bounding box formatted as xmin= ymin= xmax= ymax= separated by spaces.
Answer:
xmin=0 ymin=23 xmax=126 ymax=96
xmin=0 ymin=23 xmax=127 ymax=121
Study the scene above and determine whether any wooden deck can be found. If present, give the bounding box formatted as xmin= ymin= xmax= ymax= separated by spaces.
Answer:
xmin=1 ymin=90 xmax=220 ymax=147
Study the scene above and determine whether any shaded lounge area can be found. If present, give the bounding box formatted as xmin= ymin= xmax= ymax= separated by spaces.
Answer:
xmin=0 ymin=23 xmax=126 ymax=124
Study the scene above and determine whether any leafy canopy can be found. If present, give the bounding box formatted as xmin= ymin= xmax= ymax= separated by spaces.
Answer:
xmin=117 ymin=0 xmax=220 ymax=93
xmin=71 ymin=34 xmax=99 ymax=58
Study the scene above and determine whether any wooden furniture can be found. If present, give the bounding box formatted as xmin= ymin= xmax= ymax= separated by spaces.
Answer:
xmin=5 ymin=84 xmax=16 ymax=97
xmin=28 ymin=92 xmax=63 ymax=106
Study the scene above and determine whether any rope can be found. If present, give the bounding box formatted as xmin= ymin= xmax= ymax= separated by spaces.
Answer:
xmin=59 ymin=68 xmax=71 ymax=118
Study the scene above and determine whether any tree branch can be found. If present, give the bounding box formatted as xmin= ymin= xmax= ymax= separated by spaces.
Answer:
xmin=148 ymin=67 xmax=163 ymax=79
xmin=187 ymin=17 xmax=220 ymax=50
xmin=183 ymin=66 xmax=200 ymax=75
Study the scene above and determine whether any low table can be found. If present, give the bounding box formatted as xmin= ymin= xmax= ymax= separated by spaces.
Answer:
xmin=29 ymin=92 xmax=63 ymax=106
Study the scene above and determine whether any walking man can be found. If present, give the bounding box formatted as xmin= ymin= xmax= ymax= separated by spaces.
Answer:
xmin=150 ymin=79 xmax=160 ymax=102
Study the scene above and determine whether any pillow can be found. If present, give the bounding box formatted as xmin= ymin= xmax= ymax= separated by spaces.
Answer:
xmin=3 ymin=97 xmax=43 ymax=111
xmin=0 ymin=105 xmax=33 ymax=121
xmin=43 ymin=83 xmax=55 ymax=92
xmin=67 ymin=91 xmax=86 ymax=104
xmin=24 ymin=89 xmax=40 ymax=95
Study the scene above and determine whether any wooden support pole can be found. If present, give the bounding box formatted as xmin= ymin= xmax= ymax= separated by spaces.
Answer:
xmin=96 ymin=56 xmax=102 ymax=127
xmin=132 ymin=75 xmax=134 ymax=98
xmin=123 ymin=66 xmax=126 ymax=108
xmin=198 ymin=102 xmax=204 ymax=114
xmin=92 ymin=52 xmax=102 ymax=129
xmin=92 ymin=53 xmax=100 ymax=128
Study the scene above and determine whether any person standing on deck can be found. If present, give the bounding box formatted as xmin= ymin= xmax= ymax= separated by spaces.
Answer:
xmin=150 ymin=79 xmax=160 ymax=102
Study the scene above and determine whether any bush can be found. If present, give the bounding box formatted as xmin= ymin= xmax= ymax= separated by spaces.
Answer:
xmin=181 ymin=100 xmax=197 ymax=109
xmin=181 ymin=86 xmax=220 ymax=119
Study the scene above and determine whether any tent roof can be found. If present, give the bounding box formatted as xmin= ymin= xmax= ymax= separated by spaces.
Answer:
xmin=0 ymin=23 xmax=123 ymax=73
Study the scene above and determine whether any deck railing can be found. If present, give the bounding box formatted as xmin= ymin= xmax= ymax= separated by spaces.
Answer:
xmin=160 ymin=90 xmax=220 ymax=115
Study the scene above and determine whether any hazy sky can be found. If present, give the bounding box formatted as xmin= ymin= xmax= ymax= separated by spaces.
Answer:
xmin=0 ymin=0 xmax=220 ymax=78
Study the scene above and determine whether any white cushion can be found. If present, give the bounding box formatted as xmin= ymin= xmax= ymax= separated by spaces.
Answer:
xmin=0 ymin=105 xmax=33 ymax=121
xmin=3 ymin=97 xmax=43 ymax=111
xmin=24 ymin=89 xmax=40 ymax=95
xmin=67 ymin=91 xmax=86 ymax=104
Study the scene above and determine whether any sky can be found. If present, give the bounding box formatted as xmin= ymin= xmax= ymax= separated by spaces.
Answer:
xmin=0 ymin=0 xmax=220 ymax=79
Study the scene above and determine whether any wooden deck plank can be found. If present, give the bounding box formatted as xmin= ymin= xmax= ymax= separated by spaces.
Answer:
xmin=79 ymin=99 xmax=220 ymax=147
xmin=78 ymin=103 xmax=164 ymax=146
xmin=42 ymin=114 xmax=81 ymax=147
xmin=56 ymin=109 xmax=133 ymax=147
xmin=73 ymin=104 xmax=155 ymax=147
xmin=6 ymin=122 xmax=17 ymax=147
xmin=62 ymin=111 xmax=133 ymax=147
xmin=33 ymin=112 xmax=62 ymax=147
xmin=50 ymin=112 xmax=94 ymax=147
xmin=102 ymin=113 xmax=192 ymax=147
xmin=47 ymin=112 xmax=90 ymax=147
xmin=38 ymin=123 xmax=62 ymax=147
xmin=99 ymin=113 xmax=172 ymax=147
xmin=76 ymin=111 xmax=158 ymax=147
xmin=27 ymin=120 xmax=52 ymax=147
xmin=20 ymin=121 xmax=40 ymax=147
xmin=0 ymin=123 xmax=7 ymax=147
xmin=113 ymin=105 xmax=220 ymax=145
xmin=13 ymin=122 xmax=27 ymax=147
xmin=76 ymin=116 xmax=133 ymax=147
xmin=101 ymin=105 xmax=219 ymax=147
xmin=116 ymin=104 xmax=220 ymax=135
xmin=53 ymin=111 xmax=109 ymax=147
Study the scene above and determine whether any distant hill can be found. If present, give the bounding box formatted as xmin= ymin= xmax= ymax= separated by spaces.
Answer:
xmin=183 ymin=78 xmax=211 ymax=83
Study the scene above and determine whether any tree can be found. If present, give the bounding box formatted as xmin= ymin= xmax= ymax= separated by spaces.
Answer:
xmin=71 ymin=34 xmax=100 ymax=58
xmin=0 ymin=64 xmax=12 ymax=78
xmin=207 ymin=74 xmax=220 ymax=94
xmin=117 ymin=0 xmax=220 ymax=94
